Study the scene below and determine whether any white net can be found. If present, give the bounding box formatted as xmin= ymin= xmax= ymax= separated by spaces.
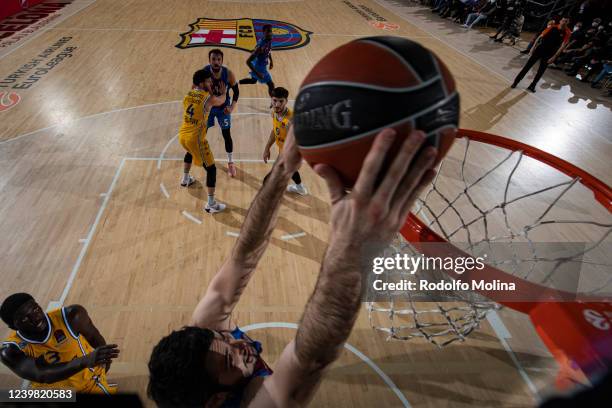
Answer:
xmin=367 ymin=133 xmax=612 ymax=347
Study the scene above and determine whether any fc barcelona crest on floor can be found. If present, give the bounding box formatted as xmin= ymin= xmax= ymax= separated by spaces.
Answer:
xmin=176 ymin=18 xmax=312 ymax=51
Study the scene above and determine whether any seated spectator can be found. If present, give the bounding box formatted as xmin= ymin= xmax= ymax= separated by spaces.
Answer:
xmin=579 ymin=38 xmax=612 ymax=82
xmin=449 ymin=0 xmax=479 ymax=23
xmin=565 ymin=38 xmax=603 ymax=76
xmin=590 ymin=60 xmax=612 ymax=88
xmin=431 ymin=0 xmax=450 ymax=13
xmin=463 ymin=0 xmax=497 ymax=29
xmin=490 ymin=0 xmax=521 ymax=42
xmin=499 ymin=11 xmax=524 ymax=45
xmin=553 ymin=39 xmax=594 ymax=68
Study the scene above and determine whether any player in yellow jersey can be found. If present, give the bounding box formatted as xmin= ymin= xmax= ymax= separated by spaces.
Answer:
xmin=0 ymin=293 xmax=119 ymax=394
xmin=262 ymin=87 xmax=308 ymax=195
xmin=179 ymin=69 xmax=228 ymax=213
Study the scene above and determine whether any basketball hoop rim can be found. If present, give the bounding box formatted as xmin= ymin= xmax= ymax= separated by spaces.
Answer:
xmin=401 ymin=128 xmax=612 ymax=308
xmin=457 ymin=129 xmax=612 ymax=212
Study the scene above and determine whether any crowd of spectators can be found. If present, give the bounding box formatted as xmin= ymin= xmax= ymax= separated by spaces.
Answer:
xmin=424 ymin=0 xmax=612 ymax=95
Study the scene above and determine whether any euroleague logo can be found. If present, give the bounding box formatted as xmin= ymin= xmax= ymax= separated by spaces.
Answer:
xmin=0 ymin=91 xmax=21 ymax=112
xmin=20 ymin=0 xmax=29 ymax=8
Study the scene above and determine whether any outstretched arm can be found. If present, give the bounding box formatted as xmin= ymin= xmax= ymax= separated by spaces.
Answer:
xmin=191 ymin=129 xmax=302 ymax=331
xmin=1 ymin=342 xmax=119 ymax=384
xmin=253 ymin=128 xmax=437 ymax=407
xmin=67 ymin=305 xmax=112 ymax=371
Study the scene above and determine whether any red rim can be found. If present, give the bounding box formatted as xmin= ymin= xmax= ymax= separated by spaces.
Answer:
xmin=457 ymin=129 xmax=612 ymax=212
xmin=401 ymin=129 xmax=612 ymax=310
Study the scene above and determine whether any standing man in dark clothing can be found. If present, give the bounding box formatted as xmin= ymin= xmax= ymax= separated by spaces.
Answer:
xmin=511 ymin=16 xmax=571 ymax=92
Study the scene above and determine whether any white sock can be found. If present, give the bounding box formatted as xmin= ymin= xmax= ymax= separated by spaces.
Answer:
xmin=207 ymin=194 xmax=215 ymax=206
xmin=182 ymin=173 xmax=190 ymax=182
xmin=227 ymin=152 xmax=233 ymax=162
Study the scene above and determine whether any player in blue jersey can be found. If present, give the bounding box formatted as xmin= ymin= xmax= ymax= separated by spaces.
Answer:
xmin=239 ymin=24 xmax=275 ymax=97
xmin=204 ymin=49 xmax=240 ymax=178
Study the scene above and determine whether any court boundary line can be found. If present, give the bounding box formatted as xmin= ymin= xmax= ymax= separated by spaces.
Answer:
xmin=0 ymin=98 xmax=293 ymax=146
xmin=241 ymin=322 xmax=411 ymax=408
xmin=50 ymin=156 xmax=271 ymax=311
xmin=57 ymin=157 xmax=126 ymax=305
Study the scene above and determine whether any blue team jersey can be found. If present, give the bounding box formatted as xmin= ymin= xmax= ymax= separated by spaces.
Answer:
xmin=254 ymin=38 xmax=272 ymax=65
xmin=204 ymin=65 xmax=231 ymax=108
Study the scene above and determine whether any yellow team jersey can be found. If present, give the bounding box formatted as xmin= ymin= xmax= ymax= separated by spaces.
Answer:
xmin=272 ymin=107 xmax=293 ymax=150
xmin=178 ymin=89 xmax=215 ymax=167
xmin=2 ymin=308 xmax=116 ymax=394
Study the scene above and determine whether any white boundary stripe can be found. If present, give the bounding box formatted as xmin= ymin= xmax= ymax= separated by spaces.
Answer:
xmin=281 ymin=232 xmax=306 ymax=241
xmin=1 ymin=98 xmax=293 ymax=146
xmin=0 ymin=100 xmax=180 ymax=146
xmin=58 ymin=158 xmax=126 ymax=305
xmin=46 ymin=301 xmax=61 ymax=311
xmin=159 ymin=182 xmax=170 ymax=199
xmin=0 ymin=0 xmax=98 ymax=61
xmin=486 ymin=312 xmax=539 ymax=396
xmin=240 ymin=322 xmax=411 ymax=408
xmin=182 ymin=210 xmax=202 ymax=225
xmin=226 ymin=231 xmax=240 ymax=237
xmin=137 ymin=157 xmax=269 ymax=163
xmin=158 ymin=134 xmax=178 ymax=169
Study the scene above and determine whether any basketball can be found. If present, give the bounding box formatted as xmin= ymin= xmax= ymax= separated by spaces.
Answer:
xmin=293 ymin=36 xmax=460 ymax=188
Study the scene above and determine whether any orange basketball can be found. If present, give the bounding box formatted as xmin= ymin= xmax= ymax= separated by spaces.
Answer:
xmin=293 ymin=36 xmax=459 ymax=188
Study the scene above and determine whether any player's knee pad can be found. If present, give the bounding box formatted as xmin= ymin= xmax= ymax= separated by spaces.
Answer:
xmin=221 ymin=128 xmax=233 ymax=152
xmin=184 ymin=152 xmax=193 ymax=164
xmin=204 ymin=164 xmax=217 ymax=188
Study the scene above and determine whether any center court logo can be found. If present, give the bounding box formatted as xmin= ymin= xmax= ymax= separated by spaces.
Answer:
xmin=176 ymin=18 xmax=312 ymax=52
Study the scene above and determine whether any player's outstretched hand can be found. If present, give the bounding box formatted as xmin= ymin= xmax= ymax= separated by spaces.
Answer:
xmin=83 ymin=344 xmax=120 ymax=369
xmin=263 ymin=147 xmax=271 ymax=164
xmin=278 ymin=128 xmax=302 ymax=175
xmin=315 ymin=128 xmax=436 ymax=245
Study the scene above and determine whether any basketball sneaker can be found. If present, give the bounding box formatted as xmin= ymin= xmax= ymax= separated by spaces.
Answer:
xmin=287 ymin=184 xmax=308 ymax=196
xmin=227 ymin=162 xmax=237 ymax=178
xmin=180 ymin=174 xmax=195 ymax=187
xmin=204 ymin=201 xmax=226 ymax=214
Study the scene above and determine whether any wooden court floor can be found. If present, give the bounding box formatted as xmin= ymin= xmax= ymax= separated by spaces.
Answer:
xmin=1 ymin=0 xmax=611 ymax=406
